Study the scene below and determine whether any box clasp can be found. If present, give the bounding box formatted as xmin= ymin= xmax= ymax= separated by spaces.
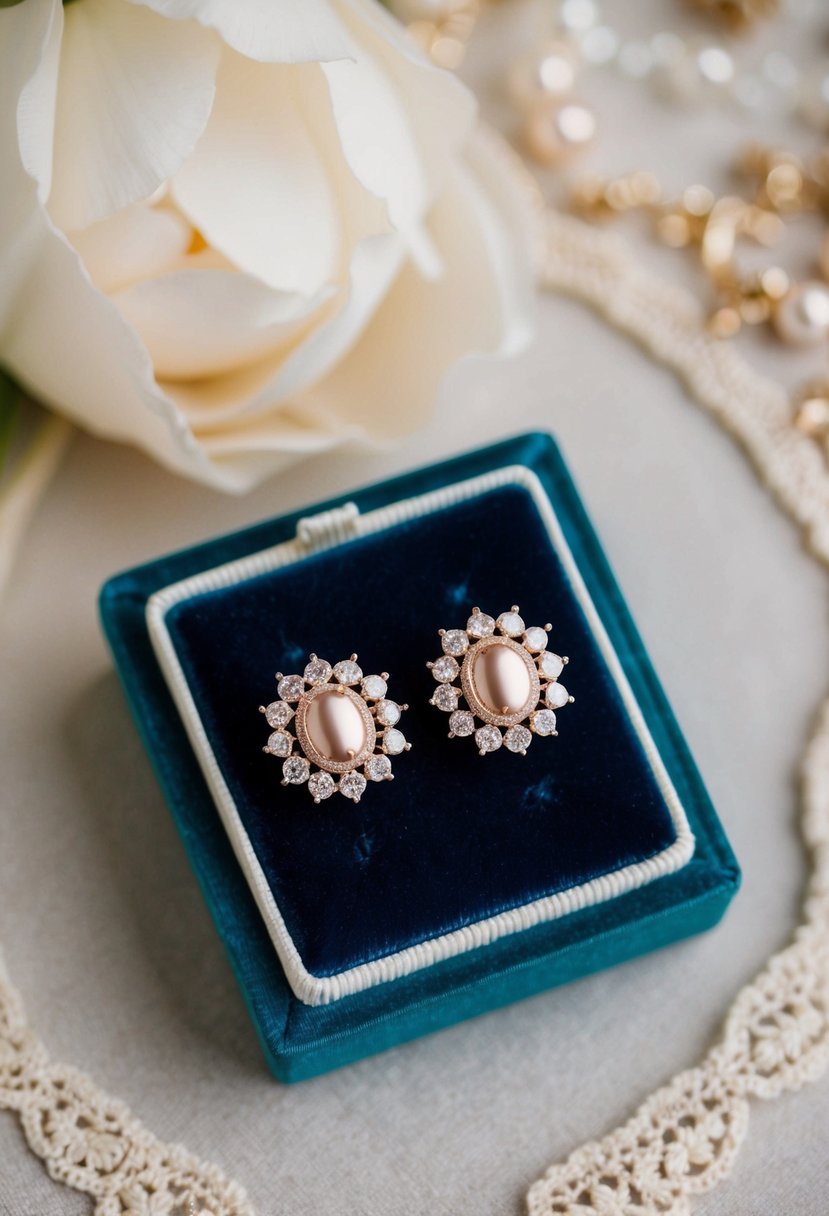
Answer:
xmin=295 ymin=502 xmax=360 ymax=551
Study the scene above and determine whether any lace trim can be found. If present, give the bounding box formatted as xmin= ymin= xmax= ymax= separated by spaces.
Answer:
xmin=1 ymin=196 xmax=827 ymax=1216
xmin=0 ymin=951 xmax=253 ymax=1215
xmin=527 ymin=210 xmax=829 ymax=1216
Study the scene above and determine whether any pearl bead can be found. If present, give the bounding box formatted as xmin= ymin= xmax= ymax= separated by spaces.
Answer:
xmin=580 ymin=25 xmax=619 ymax=66
xmin=559 ymin=0 xmax=597 ymax=33
xmin=774 ymin=282 xmax=829 ymax=347
xmin=507 ymin=41 xmax=579 ymax=108
xmin=472 ymin=644 xmax=532 ymax=716
xmin=524 ymin=101 xmax=596 ymax=167
xmin=304 ymin=689 xmax=368 ymax=763
xmin=697 ymin=46 xmax=734 ymax=87
xmin=617 ymin=40 xmax=653 ymax=80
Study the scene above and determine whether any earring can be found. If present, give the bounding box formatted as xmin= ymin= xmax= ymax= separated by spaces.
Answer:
xmin=427 ymin=606 xmax=574 ymax=756
xmin=260 ymin=654 xmax=410 ymax=803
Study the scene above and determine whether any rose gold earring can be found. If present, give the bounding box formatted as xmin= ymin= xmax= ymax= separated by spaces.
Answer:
xmin=427 ymin=606 xmax=573 ymax=755
xmin=260 ymin=654 xmax=410 ymax=803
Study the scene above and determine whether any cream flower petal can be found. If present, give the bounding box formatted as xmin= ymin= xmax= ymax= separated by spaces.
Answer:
xmin=47 ymin=0 xmax=220 ymax=231
xmin=243 ymin=232 xmax=405 ymax=407
xmin=162 ymin=231 xmax=404 ymax=427
xmin=0 ymin=198 xmax=226 ymax=487
xmin=282 ymin=148 xmax=535 ymax=440
xmin=15 ymin=0 xmax=62 ymax=203
xmin=113 ymin=269 xmax=333 ymax=380
xmin=321 ymin=51 xmax=439 ymax=274
xmin=171 ymin=53 xmax=340 ymax=297
xmin=68 ymin=203 xmax=193 ymax=295
xmin=0 ymin=0 xmax=60 ymax=324
xmin=128 ymin=0 xmax=351 ymax=64
xmin=332 ymin=0 xmax=477 ymax=203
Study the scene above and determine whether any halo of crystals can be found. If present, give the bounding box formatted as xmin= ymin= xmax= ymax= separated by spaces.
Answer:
xmin=259 ymin=653 xmax=411 ymax=803
xmin=428 ymin=606 xmax=574 ymax=756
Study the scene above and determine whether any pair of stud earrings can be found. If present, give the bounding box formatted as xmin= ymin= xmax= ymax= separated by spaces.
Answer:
xmin=258 ymin=606 xmax=574 ymax=804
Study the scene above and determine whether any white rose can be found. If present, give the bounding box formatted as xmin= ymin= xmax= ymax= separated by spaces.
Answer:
xmin=0 ymin=0 xmax=535 ymax=491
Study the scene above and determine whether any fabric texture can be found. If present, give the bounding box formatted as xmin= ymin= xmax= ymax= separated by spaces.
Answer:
xmin=99 ymin=433 xmax=739 ymax=1081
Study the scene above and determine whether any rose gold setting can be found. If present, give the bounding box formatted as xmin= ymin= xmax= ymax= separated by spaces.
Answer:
xmin=428 ymin=606 xmax=574 ymax=757
xmin=259 ymin=653 xmax=411 ymax=803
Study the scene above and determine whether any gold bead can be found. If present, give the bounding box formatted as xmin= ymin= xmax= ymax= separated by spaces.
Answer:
xmin=707 ymin=306 xmax=743 ymax=338
xmin=524 ymin=101 xmax=596 ymax=167
xmin=506 ymin=40 xmax=580 ymax=108
xmin=794 ymin=385 xmax=829 ymax=437
xmin=656 ymin=211 xmax=693 ymax=248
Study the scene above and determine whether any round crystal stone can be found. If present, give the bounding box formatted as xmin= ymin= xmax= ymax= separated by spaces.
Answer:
xmin=532 ymin=708 xmax=557 ymax=736
xmin=339 ymin=771 xmax=367 ymax=802
xmin=383 ymin=728 xmax=407 ymax=755
xmin=441 ymin=629 xmax=469 ymax=656
xmin=361 ymin=674 xmax=387 ymax=700
xmin=467 ymin=611 xmax=495 ymax=638
xmin=366 ymin=754 xmax=392 ymax=782
xmin=546 ymin=682 xmax=570 ymax=709
xmin=277 ymin=675 xmax=305 ymax=701
xmin=267 ymin=730 xmax=292 ymax=758
xmin=523 ymin=627 xmax=548 ymax=652
xmin=333 ymin=660 xmax=363 ymax=685
xmin=504 ymin=724 xmax=532 ymax=754
xmin=449 ymin=710 xmax=475 ymax=737
xmin=375 ymin=699 xmax=401 ymax=725
xmin=539 ymin=652 xmax=565 ymax=680
xmin=282 ymin=756 xmax=310 ymax=784
xmin=264 ymin=701 xmax=293 ymax=728
xmin=475 ymin=724 xmax=503 ymax=754
xmin=497 ymin=611 xmax=525 ymax=637
xmin=431 ymin=655 xmax=459 ymax=683
xmin=304 ymin=657 xmax=332 ymax=684
xmin=432 ymin=684 xmax=459 ymax=712
xmin=308 ymin=771 xmax=335 ymax=802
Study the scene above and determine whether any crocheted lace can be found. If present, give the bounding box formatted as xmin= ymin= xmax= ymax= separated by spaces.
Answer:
xmin=1 ymin=204 xmax=827 ymax=1215
xmin=0 ymin=949 xmax=253 ymax=1214
xmin=527 ymin=212 xmax=829 ymax=1216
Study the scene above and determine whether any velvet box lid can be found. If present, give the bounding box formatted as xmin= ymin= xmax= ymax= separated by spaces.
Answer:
xmin=100 ymin=432 xmax=739 ymax=1081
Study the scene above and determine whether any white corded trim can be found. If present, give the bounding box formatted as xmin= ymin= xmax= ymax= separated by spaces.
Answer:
xmin=145 ymin=465 xmax=694 ymax=1007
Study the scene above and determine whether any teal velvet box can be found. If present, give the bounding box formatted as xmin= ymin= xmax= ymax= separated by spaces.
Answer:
xmin=99 ymin=432 xmax=739 ymax=1082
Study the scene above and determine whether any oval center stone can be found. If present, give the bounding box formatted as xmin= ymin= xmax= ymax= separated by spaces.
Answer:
xmin=472 ymin=643 xmax=532 ymax=716
xmin=305 ymin=689 xmax=367 ymax=763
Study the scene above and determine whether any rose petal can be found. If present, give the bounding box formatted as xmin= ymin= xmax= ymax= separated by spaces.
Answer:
xmin=333 ymin=0 xmax=477 ymax=207
xmin=48 ymin=0 xmax=220 ymax=231
xmin=0 ymin=0 xmax=61 ymax=322
xmin=128 ymin=0 xmax=351 ymax=64
xmin=113 ymin=268 xmax=333 ymax=379
xmin=0 ymin=200 xmax=224 ymax=485
xmin=171 ymin=52 xmax=341 ymax=297
xmin=161 ymin=230 xmax=404 ymax=426
xmin=322 ymin=46 xmax=441 ymax=274
xmin=284 ymin=149 xmax=535 ymax=440
xmin=68 ymin=203 xmax=193 ymax=295
xmin=15 ymin=0 xmax=63 ymax=203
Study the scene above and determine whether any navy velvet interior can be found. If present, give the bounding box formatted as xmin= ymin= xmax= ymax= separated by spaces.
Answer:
xmin=165 ymin=484 xmax=680 ymax=979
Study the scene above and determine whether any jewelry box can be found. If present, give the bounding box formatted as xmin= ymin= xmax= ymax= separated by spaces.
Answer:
xmin=99 ymin=432 xmax=739 ymax=1081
